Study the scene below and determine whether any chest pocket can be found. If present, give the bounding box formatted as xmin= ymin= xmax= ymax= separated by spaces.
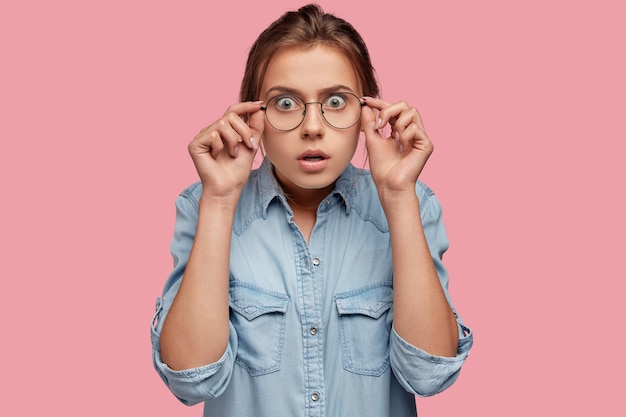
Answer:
xmin=229 ymin=283 xmax=289 ymax=376
xmin=335 ymin=283 xmax=393 ymax=376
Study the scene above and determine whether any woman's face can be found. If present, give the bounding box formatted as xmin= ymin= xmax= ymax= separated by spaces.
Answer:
xmin=259 ymin=45 xmax=362 ymax=199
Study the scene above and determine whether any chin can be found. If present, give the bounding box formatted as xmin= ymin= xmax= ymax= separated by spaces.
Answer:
xmin=296 ymin=175 xmax=337 ymax=190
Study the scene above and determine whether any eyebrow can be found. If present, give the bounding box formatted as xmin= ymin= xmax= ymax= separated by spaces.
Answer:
xmin=264 ymin=84 xmax=357 ymax=98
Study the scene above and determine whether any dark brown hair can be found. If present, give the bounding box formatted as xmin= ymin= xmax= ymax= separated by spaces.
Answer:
xmin=239 ymin=4 xmax=379 ymax=103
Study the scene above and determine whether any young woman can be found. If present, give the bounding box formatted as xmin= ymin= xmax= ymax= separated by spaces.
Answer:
xmin=151 ymin=4 xmax=472 ymax=416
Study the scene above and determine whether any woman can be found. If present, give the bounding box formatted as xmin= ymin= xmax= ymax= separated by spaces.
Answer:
xmin=151 ymin=4 xmax=472 ymax=416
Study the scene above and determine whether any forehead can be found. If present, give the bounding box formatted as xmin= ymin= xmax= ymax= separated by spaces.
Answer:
xmin=260 ymin=45 xmax=360 ymax=97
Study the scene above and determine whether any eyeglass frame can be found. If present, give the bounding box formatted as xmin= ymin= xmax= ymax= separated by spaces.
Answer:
xmin=260 ymin=92 xmax=366 ymax=132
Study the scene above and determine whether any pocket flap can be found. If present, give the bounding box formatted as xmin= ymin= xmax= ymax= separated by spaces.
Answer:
xmin=229 ymin=283 xmax=289 ymax=321
xmin=335 ymin=283 xmax=393 ymax=319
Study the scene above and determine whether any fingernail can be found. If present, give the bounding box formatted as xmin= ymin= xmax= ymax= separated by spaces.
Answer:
xmin=253 ymin=100 xmax=263 ymax=105
xmin=394 ymin=131 xmax=400 ymax=142
xmin=362 ymin=96 xmax=373 ymax=101
xmin=250 ymin=137 xmax=257 ymax=150
xmin=233 ymin=146 xmax=239 ymax=157
xmin=375 ymin=118 xmax=382 ymax=129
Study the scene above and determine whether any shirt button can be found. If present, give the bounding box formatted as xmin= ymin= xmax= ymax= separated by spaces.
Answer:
xmin=325 ymin=199 xmax=332 ymax=206
xmin=309 ymin=326 xmax=318 ymax=335
xmin=311 ymin=392 xmax=320 ymax=402
xmin=312 ymin=257 xmax=320 ymax=266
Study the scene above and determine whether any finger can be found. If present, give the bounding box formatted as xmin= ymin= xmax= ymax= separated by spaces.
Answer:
xmin=210 ymin=116 xmax=247 ymax=158
xmin=395 ymin=123 xmax=417 ymax=153
xmin=397 ymin=123 xmax=433 ymax=155
xmin=391 ymin=105 xmax=418 ymax=130
xmin=360 ymin=105 xmax=385 ymax=141
xmin=362 ymin=96 xmax=391 ymax=110
xmin=372 ymin=100 xmax=412 ymax=131
xmin=246 ymin=107 xmax=265 ymax=150
xmin=189 ymin=129 xmax=225 ymax=160
xmin=223 ymin=101 xmax=264 ymax=150
xmin=224 ymin=101 xmax=264 ymax=150
xmin=399 ymin=105 xmax=426 ymax=132
xmin=207 ymin=131 xmax=226 ymax=159
xmin=390 ymin=106 xmax=420 ymax=146
xmin=223 ymin=100 xmax=265 ymax=118
xmin=362 ymin=97 xmax=391 ymax=130
xmin=387 ymin=104 xmax=428 ymax=145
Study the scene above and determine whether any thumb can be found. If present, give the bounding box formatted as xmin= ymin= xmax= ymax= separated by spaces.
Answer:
xmin=248 ymin=108 xmax=266 ymax=146
xmin=361 ymin=105 xmax=382 ymax=141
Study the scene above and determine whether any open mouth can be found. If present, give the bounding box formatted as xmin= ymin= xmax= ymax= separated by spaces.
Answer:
xmin=297 ymin=150 xmax=329 ymax=172
xmin=298 ymin=149 xmax=329 ymax=161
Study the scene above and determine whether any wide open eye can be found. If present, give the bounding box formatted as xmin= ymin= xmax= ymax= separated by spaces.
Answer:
xmin=273 ymin=95 xmax=301 ymax=111
xmin=323 ymin=94 xmax=347 ymax=110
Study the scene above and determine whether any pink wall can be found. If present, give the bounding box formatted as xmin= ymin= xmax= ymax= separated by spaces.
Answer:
xmin=1 ymin=0 xmax=624 ymax=415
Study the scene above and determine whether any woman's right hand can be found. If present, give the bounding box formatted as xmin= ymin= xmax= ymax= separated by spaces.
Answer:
xmin=188 ymin=101 xmax=265 ymax=199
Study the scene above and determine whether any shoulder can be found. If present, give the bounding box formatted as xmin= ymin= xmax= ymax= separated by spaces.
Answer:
xmin=415 ymin=180 xmax=438 ymax=205
xmin=179 ymin=181 xmax=203 ymax=200
xmin=347 ymin=173 xmax=446 ymax=239
xmin=175 ymin=168 xmax=264 ymax=210
xmin=169 ymin=181 xmax=203 ymax=216
xmin=348 ymin=170 xmax=440 ymax=218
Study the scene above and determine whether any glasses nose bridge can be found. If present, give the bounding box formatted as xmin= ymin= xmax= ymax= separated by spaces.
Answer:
xmin=302 ymin=100 xmax=325 ymax=116
xmin=301 ymin=100 xmax=326 ymax=124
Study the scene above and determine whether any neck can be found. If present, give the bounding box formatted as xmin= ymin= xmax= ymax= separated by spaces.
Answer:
xmin=282 ymin=183 xmax=333 ymax=212
xmin=267 ymin=162 xmax=335 ymax=212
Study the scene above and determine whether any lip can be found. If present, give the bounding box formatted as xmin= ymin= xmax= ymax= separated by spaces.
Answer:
xmin=297 ymin=149 xmax=330 ymax=160
xmin=297 ymin=149 xmax=330 ymax=173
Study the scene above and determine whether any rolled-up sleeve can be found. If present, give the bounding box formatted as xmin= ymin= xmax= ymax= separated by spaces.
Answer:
xmin=389 ymin=182 xmax=473 ymax=396
xmin=390 ymin=322 xmax=472 ymax=396
xmin=151 ymin=303 xmax=237 ymax=405
xmin=150 ymin=183 xmax=237 ymax=404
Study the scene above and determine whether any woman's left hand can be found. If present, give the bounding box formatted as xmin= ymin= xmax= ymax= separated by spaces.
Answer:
xmin=361 ymin=97 xmax=433 ymax=194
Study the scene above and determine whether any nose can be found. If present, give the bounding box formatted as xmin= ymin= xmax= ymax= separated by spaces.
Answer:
xmin=300 ymin=102 xmax=325 ymax=138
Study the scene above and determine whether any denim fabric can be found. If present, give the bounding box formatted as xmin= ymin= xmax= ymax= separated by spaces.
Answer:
xmin=151 ymin=160 xmax=473 ymax=417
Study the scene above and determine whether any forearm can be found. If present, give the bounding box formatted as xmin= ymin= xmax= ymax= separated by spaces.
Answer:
xmin=160 ymin=195 xmax=237 ymax=370
xmin=380 ymin=190 xmax=459 ymax=357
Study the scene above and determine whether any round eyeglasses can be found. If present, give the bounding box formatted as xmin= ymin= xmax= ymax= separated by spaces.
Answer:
xmin=261 ymin=92 xmax=365 ymax=131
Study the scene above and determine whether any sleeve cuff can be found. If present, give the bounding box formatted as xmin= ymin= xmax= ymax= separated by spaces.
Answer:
xmin=390 ymin=322 xmax=473 ymax=397
xmin=152 ymin=343 xmax=234 ymax=405
xmin=151 ymin=299 xmax=237 ymax=405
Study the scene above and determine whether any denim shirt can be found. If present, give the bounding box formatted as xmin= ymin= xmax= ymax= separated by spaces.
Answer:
xmin=151 ymin=161 xmax=473 ymax=417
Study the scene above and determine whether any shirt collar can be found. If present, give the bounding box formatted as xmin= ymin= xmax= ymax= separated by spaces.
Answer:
xmin=256 ymin=158 xmax=362 ymax=218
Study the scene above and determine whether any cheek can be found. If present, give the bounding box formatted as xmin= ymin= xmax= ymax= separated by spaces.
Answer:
xmin=347 ymin=129 xmax=362 ymax=151
xmin=260 ymin=132 xmax=289 ymax=160
xmin=332 ymin=128 xmax=361 ymax=156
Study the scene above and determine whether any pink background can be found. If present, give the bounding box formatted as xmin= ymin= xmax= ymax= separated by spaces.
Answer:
xmin=1 ymin=0 xmax=624 ymax=415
